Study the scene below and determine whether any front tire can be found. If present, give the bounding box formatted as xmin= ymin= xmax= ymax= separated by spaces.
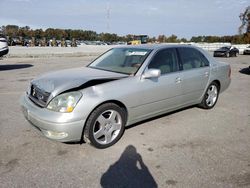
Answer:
xmin=199 ymin=82 xmax=220 ymax=109
xmin=83 ymin=103 xmax=126 ymax=149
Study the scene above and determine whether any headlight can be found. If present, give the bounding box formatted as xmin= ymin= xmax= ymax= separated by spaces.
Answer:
xmin=47 ymin=91 xmax=82 ymax=113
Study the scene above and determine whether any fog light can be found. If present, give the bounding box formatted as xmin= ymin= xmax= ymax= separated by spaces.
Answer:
xmin=44 ymin=130 xmax=68 ymax=139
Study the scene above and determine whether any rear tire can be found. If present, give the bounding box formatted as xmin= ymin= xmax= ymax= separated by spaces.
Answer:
xmin=199 ymin=82 xmax=220 ymax=109
xmin=83 ymin=103 xmax=126 ymax=149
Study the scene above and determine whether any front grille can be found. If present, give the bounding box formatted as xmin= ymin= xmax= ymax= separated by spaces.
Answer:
xmin=29 ymin=84 xmax=50 ymax=107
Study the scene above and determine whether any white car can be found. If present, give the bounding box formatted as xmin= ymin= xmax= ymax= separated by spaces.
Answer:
xmin=243 ymin=45 xmax=250 ymax=55
xmin=0 ymin=36 xmax=9 ymax=57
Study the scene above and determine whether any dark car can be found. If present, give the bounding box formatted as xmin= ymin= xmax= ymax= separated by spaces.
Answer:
xmin=213 ymin=46 xmax=239 ymax=57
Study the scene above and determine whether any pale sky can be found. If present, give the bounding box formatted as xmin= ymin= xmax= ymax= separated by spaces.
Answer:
xmin=0 ymin=0 xmax=249 ymax=39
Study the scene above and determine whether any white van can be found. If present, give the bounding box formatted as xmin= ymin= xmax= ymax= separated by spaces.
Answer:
xmin=0 ymin=36 xmax=9 ymax=57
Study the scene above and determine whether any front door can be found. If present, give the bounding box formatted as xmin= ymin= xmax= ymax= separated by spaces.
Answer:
xmin=130 ymin=48 xmax=183 ymax=121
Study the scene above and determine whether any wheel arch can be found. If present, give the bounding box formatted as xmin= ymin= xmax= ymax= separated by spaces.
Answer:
xmin=211 ymin=80 xmax=221 ymax=92
xmin=97 ymin=100 xmax=128 ymax=119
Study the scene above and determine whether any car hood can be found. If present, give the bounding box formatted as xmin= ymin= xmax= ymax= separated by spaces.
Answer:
xmin=31 ymin=67 xmax=127 ymax=98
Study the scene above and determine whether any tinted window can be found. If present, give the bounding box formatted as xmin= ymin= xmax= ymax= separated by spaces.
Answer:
xmin=148 ymin=48 xmax=178 ymax=74
xmin=178 ymin=47 xmax=209 ymax=70
xmin=221 ymin=47 xmax=230 ymax=50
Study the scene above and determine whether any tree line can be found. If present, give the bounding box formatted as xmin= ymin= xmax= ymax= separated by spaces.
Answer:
xmin=1 ymin=25 xmax=250 ymax=45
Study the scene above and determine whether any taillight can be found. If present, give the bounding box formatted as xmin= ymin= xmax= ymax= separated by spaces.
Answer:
xmin=228 ymin=66 xmax=231 ymax=78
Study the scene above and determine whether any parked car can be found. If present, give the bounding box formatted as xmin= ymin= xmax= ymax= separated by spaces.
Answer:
xmin=0 ymin=35 xmax=9 ymax=57
xmin=243 ymin=45 xmax=250 ymax=55
xmin=213 ymin=46 xmax=239 ymax=57
xmin=20 ymin=45 xmax=231 ymax=148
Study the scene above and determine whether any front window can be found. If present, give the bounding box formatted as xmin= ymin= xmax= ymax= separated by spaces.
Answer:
xmin=88 ymin=48 xmax=152 ymax=75
xmin=148 ymin=48 xmax=179 ymax=74
xmin=221 ymin=46 xmax=230 ymax=50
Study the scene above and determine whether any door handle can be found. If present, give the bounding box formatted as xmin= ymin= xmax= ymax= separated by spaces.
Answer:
xmin=175 ymin=77 xmax=182 ymax=83
xmin=204 ymin=72 xmax=209 ymax=77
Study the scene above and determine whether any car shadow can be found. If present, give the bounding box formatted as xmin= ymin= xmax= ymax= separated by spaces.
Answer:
xmin=0 ymin=64 xmax=33 ymax=71
xmin=100 ymin=145 xmax=158 ymax=188
xmin=68 ymin=106 xmax=196 ymax=145
xmin=74 ymin=106 xmax=195 ymax=145
xmin=239 ymin=67 xmax=250 ymax=75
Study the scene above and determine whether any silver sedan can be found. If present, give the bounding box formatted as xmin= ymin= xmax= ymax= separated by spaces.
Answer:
xmin=20 ymin=45 xmax=231 ymax=148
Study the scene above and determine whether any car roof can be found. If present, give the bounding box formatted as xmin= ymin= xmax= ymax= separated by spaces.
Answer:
xmin=114 ymin=44 xmax=196 ymax=50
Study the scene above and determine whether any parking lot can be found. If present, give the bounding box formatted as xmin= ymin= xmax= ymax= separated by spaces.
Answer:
xmin=0 ymin=53 xmax=249 ymax=188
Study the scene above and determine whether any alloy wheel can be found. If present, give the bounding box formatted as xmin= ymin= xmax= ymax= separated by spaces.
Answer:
xmin=206 ymin=85 xmax=218 ymax=107
xmin=93 ymin=110 xmax=122 ymax=145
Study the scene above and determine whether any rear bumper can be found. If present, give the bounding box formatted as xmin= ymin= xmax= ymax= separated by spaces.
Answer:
xmin=20 ymin=94 xmax=85 ymax=142
xmin=220 ymin=77 xmax=231 ymax=93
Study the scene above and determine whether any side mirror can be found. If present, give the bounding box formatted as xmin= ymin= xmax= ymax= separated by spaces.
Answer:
xmin=142 ymin=69 xmax=161 ymax=79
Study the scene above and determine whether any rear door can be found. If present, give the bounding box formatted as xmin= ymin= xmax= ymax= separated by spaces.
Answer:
xmin=177 ymin=47 xmax=210 ymax=104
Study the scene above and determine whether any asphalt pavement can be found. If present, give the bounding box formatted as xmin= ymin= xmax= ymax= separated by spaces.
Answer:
xmin=0 ymin=54 xmax=249 ymax=188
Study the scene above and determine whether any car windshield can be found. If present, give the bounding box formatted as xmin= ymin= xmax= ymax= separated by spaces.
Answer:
xmin=220 ymin=46 xmax=230 ymax=50
xmin=88 ymin=48 xmax=152 ymax=75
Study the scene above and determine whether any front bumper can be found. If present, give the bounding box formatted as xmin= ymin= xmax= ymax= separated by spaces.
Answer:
xmin=20 ymin=94 xmax=86 ymax=142
xmin=243 ymin=50 xmax=250 ymax=54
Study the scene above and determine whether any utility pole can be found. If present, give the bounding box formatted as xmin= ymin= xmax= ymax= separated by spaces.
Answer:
xmin=106 ymin=1 xmax=110 ymax=32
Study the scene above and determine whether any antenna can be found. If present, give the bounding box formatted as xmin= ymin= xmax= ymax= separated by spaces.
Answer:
xmin=106 ymin=1 xmax=110 ymax=32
